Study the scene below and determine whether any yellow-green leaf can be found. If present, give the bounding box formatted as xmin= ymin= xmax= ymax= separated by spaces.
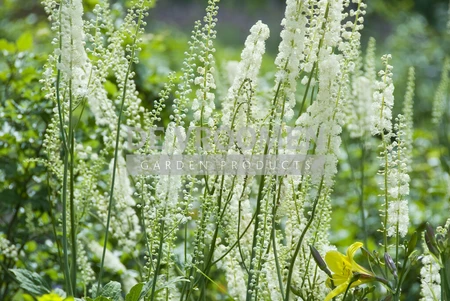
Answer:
xmin=125 ymin=283 xmax=144 ymax=301
xmin=16 ymin=32 xmax=33 ymax=52
xmin=0 ymin=39 xmax=16 ymax=53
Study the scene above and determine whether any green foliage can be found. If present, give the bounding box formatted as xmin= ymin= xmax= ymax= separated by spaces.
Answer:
xmin=124 ymin=283 xmax=144 ymax=301
xmin=0 ymin=20 xmax=56 ymax=300
xmin=97 ymin=282 xmax=121 ymax=301
xmin=9 ymin=269 xmax=51 ymax=296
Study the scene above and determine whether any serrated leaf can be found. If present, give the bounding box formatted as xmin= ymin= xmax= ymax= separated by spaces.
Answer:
xmin=125 ymin=283 xmax=144 ymax=301
xmin=10 ymin=269 xmax=50 ymax=296
xmin=16 ymin=32 xmax=33 ymax=52
xmin=99 ymin=281 xmax=121 ymax=301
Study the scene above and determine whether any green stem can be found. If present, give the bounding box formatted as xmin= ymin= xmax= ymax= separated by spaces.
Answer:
xmin=342 ymin=281 xmax=352 ymax=301
xmin=55 ymin=1 xmax=72 ymax=295
xmin=58 ymin=72 xmax=72 ymax=297
xmin=96 ymin=10 xmax=142 ymax=292
xmin=150 ymin=212 xmax=166 ymax=301
xmin=284 ymin=178 xmax=324 ymax=301
xmin=440 ymin=255 xmax=450 ymax=301
xmin=245 ymin=80 xmax=282 ymax=301
xmin=46 ymin=174 xmax=63 ymax=270
xmin=68 ymin=78 xmax=77 ymax=295
xmin=269 ymin=177 xmax=285 ymax=300
xmin=359 ymin=142 xmax=367 ymax=246
xmin=198 ymin=176 xmax=226 ymax=301
xmin=381 ymin=125 xmax=389 ymax=259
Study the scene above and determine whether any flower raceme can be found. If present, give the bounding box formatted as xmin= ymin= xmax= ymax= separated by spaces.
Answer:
xmin=324 ymin=242 xmax=375 ymax=301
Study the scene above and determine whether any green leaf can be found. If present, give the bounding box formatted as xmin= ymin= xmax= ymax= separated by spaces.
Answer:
xmin=138 ymin=281 xmax=153 ymax=300
xmin=99 ymin=281 xmax=122 ymax=301
xmin=104 ymin=80 xmax=118 ymax=96
xmin=0 ymin=39 xmax=16 ymax=53
xmin=16 ymin=32 xmax=33 ymax=52
xmin=9 ymin=269 xmax=50 ymax=296
xmin=125 ymin=283 xmax=144 ymax=301
xmin=406 ymin=231 xmax=418 ymax=258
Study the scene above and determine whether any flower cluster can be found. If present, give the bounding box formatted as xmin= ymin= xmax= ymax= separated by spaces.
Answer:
xmin=221 ymin=21 xmax=270 ymax=127
xmin=420 ymin=254 xmax=441 ymax=300
xmin=0 ymin=235 xmax=18 ymax=261
xmin=371 ymin=54 xmax=395 ymax=136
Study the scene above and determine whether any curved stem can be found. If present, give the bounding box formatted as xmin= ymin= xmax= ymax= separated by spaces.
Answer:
xmin=284 ymin=178 xmax=324 ymax=301
xmin=96 ymin=9 xmax=143 ymax=293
